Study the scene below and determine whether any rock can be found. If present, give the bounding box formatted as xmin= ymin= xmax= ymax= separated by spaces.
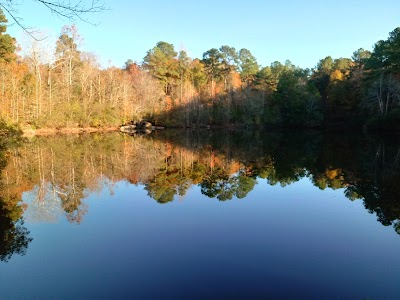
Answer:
xmin=120 ymin=121 xmax=159 ymax=135
xmin=120 ymin=125 xmax=136 ymax=132
xmin=138 ymin=121 xmax=152 ymax=129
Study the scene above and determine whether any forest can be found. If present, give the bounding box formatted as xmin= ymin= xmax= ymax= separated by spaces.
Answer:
xmin=0 ymin=8 xmax=399 ymax=132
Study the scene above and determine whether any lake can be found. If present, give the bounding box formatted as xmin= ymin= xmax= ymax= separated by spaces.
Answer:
xmin=1 ymin=130 xmax=400 ymax=299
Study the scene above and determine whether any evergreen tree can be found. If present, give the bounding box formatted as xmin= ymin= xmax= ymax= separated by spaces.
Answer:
xmin=143 ymin=41 xmax=178 ymax=94
xmin=0 ymin=8 xmax=16 ymax=63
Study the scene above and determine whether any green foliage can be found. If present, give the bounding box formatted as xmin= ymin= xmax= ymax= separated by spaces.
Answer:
xmin=237 ymin=48 xmax=259 ymax=83
xmin=56 ymin=34 xmax=80 ymax=59
xmin=0 ymin=215 xmax=32 ymax=262
xmin=0 ymin=119 xmax=22 ymax=143
xmin=274 ymin=69 xmax=322 ymax=127
xmin=178 ymin=50 xmax=190 ymax=79
xmin=143 ymin=41 xmax=178 ymax=94
xmin=317 ymin=56 xmax=334 ymax=74
xmin=190 ymin=59 xmax=207 ymax=91
xmin=145 ymin=170 xmax=179 ymax=203
xmin=219 ymin=45 xmax=238 ymax=73
xmin=202 ymin=48 xmax=223 ymax=82
xmin=366 ymin=28 xmax=400 ymax=76
xmin=0 ymin=8 xmax=16 ymax=63
xmin=235 ymin=174 xmax=257 ymax=198
xmin=352 ymin=48 xmax=371 ymax=67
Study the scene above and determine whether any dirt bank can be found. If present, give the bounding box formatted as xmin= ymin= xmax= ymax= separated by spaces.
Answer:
xmin=22 ymin=127 xmax=119 ymax=137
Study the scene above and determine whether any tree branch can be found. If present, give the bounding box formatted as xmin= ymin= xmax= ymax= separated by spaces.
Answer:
xmin=0 ymin=1 xmax=108 ymax=40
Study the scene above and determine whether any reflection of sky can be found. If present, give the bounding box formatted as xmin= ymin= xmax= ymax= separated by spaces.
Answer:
xmin=4 ymin=177 xmax=400 ymax=299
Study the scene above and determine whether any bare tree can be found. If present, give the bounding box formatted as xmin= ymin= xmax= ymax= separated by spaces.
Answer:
xmin=365 ymin=73 xmax=400 ymax=117
xmin=0 ymin=1 xmax=106 ymax=39
xmin=22 ymin=31 xmax=54 ymax=118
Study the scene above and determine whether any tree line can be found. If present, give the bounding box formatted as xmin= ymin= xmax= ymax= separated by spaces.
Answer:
xmin=0 ymin=8 xmax=399 ymax=130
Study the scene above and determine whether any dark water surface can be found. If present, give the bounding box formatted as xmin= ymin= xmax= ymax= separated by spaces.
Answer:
xmin=1 ymin=130 xmax=400 ymax=299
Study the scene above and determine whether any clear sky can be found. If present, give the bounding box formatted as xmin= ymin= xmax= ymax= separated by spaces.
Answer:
xmin=5 ymin=0 xmax=400 ymax=69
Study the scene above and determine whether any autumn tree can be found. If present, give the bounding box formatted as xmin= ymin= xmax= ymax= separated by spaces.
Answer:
xmin=55 ymin=25 xmax=82 ymax=90
xmin=23 ymin=33 xmax=52 ymax=120
xmin=0 ymin=9 xmax=31 ymax=124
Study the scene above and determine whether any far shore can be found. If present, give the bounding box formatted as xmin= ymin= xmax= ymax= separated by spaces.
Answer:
xmin=22 ymin=127 xmax=120 ymax=137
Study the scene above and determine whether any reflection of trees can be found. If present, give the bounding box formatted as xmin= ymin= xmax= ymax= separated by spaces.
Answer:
xmin=0 ymin=202 xmax=32 ymax=262
xmin=307 ymin=134 xmax=400 ymax=233
xmin=2 ymin=130 xmax=400 ymax=235
xmin=200 ymin=169 xmax=257 ymax=201
xmin=26 ymin=182 xmax=63 ymax=223
xmin=58 ymin=161 xmax=87 ymax=224
xmin=3 ymin=133 xmax=168 ymax=222
xmin=149 ymin=130 xmax=400 ymax=234
xmin=0 ymin=126 xmax=32 ymax=262
xmin=344 ymin=140 xmax=400 ymax=232
xmin=145 ymin=170 xmax=181 ymax=204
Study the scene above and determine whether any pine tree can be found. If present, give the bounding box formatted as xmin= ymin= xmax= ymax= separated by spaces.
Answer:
xmin=0 ymin=8 xmax=16 ymax=63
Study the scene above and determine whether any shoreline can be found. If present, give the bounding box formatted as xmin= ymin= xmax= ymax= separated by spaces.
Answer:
xmin=22 ymin=127 xmax=119 ymax=137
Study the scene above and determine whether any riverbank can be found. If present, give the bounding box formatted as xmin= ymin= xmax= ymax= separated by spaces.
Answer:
xmin=22 ymin=127 xmax=119 ymax=137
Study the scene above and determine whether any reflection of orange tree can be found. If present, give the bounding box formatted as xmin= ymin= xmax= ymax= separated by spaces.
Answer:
xmin=1 ymin=133 xmax=167 ymax=223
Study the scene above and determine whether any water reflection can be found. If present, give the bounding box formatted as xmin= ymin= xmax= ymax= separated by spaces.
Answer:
xmin=0 ymin=130 xmax=400 ymax=262
xmin=0 ymin=133 xmax=32 ymax=262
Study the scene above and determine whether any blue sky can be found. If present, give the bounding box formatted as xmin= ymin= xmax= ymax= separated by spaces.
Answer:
xmin=6 ymin=0 xmax=400 ymax=69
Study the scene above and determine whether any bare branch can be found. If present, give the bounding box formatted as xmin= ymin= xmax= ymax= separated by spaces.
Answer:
xmin=0 ymin=2 xmax=45 ymax=40
xmin=0 ymin=1 xmax=108 ymax=40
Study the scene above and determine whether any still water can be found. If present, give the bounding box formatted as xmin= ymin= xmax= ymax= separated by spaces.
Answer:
xmin=0 ymin=130 xmax=400 ymax=299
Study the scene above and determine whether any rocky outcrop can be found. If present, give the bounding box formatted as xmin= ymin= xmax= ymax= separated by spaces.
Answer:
xmin=120 ymin=121 xmax=163 ymax=135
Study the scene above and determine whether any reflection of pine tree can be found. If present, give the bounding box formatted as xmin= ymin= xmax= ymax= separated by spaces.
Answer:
xmin=200 ymin=169 xmax=257 ymax=201
xmin=145 ymin=169 xmax=182 ymax=204
xmin=350 ymin=142 xmax=400 ymax=230
xmin=0 ymin=126 xmax=32 ymax=262
xmin=0 ymin=212 xmax=32 ymax=262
